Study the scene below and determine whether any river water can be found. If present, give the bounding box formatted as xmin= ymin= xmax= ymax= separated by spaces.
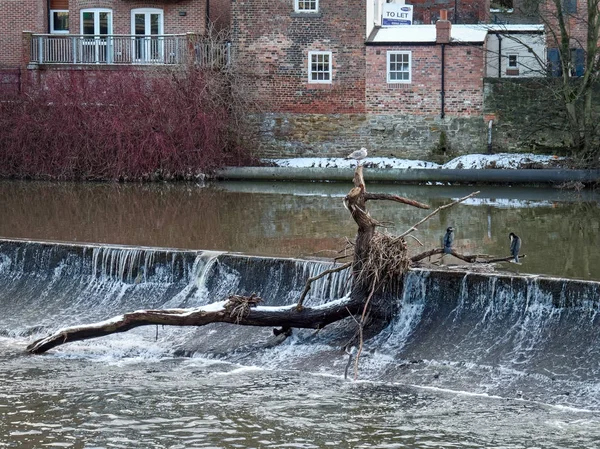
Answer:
xmin=1 ymin=179 xmax=600 ymax=448
xmin=1 ymin=179 xmax=599 ymax=280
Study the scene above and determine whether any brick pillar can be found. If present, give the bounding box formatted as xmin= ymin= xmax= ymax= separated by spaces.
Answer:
xmin=436 ymin=10 xmax=451 ymax=44
xmin=22 ymin=31 xmax=33 ymax=68
xmin=21 ymin=31 xmax=35 ymax=93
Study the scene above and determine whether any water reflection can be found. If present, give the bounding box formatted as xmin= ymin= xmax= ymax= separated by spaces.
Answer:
xmin=1 ymin=179 xmax=598 ymax=280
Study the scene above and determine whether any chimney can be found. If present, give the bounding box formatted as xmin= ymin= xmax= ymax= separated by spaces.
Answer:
xmin=436 ymin=9 xmax=451 ymax=44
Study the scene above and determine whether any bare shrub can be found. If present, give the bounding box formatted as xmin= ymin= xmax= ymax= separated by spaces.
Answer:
xmin=0 ymin=65 xmax=257 ymax=181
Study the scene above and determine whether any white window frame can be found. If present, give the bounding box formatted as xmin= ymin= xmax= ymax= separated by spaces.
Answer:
xmin=507 ymin=53 xmax=519 ymax=68
xmin=295 ymin=0 xmax=319 ymax=13
xmin=131 ymin=8 xmax=164 ymax=35
xmin=80 ymin=8 xmax=113 ymax=35
xmin=387 ymin=51 xmax=412 ymax=84
xmin=308 ymin=51 xmax=332 ymax=84
xmin=50 ymin=10 xmax=69 ymax=34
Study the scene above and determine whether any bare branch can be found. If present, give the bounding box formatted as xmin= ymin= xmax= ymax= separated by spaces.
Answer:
xmin=27 ymin=295 xmax=364 ymax=354
xmin=398 ymin=191 xmax=480 ymax=239
xmin=296 ymin=262 xmax=351 ymax=310
xmin=364 ymin=193 xmax=430 ymax=209
xmin=410 ymin=248 xmax=526 ymax=264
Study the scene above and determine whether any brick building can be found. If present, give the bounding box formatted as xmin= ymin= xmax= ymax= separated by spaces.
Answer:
xmin=366 ymin=19 xmax=487 ymax=118
xmin=231 ymin=2 xmax=494 ymax=157
xmin=0 ymin=0 xmax=46 ymax=68
xmin=231 ymin=0 xmax=366 ymax=114
xmin=390 ymin=0 xmax=491 ymax=24
xmin=0 ymin=0 xmax=234 ymax=69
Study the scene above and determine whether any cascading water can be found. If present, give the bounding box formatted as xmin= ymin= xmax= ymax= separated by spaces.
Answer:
xmin=1 ymin=238 xmax=600 ymax=411
xmin=3 ymin=238 xmax=600 ymax=448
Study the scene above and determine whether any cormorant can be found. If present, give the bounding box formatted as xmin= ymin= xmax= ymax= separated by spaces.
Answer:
xmin=443 ymin=227 xmax=454 ymax=254
xmin=509 ymin=232 xmax=521 ymax=263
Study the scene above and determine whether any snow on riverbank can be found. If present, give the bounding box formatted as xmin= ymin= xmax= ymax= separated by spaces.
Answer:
xmin=266 ymin=153 xmax=564 ymax=170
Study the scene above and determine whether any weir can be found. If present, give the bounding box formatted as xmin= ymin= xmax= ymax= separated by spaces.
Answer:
xmin=1 ymin=238 xmax=599 ymax=408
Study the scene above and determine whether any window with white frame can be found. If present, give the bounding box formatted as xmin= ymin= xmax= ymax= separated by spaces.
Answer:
xmin=508 ymin=54 xmax=518 ymax=68
xmin=50 ymin=10 xmax=69 ymax=33
xmin=295 ymin=0 xmax=319 ymax=13
xmin=308 ymin=51 xmax=332 ymax=83
xmin=81 ymin=8 xmax=113 ymax=35
xmin=387 ymin=51 xmax=411 ymax=83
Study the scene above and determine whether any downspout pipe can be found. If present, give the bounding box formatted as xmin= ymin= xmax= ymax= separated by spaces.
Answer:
xmin=47 ymin=0 xmax=51 ymax=33
xmin=498 ymin=35 xmax=502 ymax=78
xmin=206 ymin=0 xmax=210 ymax=33
xmin=454 ymin=0 xmax=459 ymax=24
xmin=441 ymin=43 xmax=446 ymax=119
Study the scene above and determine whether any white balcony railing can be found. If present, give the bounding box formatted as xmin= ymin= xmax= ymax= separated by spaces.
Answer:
xmin=30 ymin=34 xmax=231 ymax=68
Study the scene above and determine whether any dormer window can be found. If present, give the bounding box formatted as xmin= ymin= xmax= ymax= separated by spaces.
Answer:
xmin=295 ymin=0 xmax=319 ymax=13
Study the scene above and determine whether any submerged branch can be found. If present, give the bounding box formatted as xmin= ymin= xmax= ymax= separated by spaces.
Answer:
xmin=27 ymin=295 xmax=363 ymax=355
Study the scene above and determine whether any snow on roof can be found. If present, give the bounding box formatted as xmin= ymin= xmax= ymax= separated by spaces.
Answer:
xmin=369 ymin=24 xmax=488 ymax=44
xmin=477 ymin=24 xmax=545 ymax=33
xmin=368 ymin=24 xmax=544 ymax=45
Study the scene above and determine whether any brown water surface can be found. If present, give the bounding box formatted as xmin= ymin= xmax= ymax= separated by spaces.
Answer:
xmin=1 ymin=179 xmax=598 ymax=280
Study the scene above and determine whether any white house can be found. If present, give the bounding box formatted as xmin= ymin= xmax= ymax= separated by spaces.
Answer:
xmin=482 ymin=24 xmax=546 ymax=77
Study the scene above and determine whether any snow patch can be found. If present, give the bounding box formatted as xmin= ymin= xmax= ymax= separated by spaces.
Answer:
xmin=265 ymin=153 xmax=563 ymax=170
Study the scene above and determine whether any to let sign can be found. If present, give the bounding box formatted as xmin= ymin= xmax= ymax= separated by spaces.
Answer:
xmin=382 ymin=4 xmax=413 ymax=26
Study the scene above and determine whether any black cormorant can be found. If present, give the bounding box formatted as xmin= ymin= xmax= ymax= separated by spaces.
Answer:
xmin=509 ymin=232 xmax=521 ymax=263
xmin=443 ymin=227 xmax=454 ymax=254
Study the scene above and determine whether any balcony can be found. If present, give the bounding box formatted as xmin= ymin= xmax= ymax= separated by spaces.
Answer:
xmin=28 ymin=34 xmax=230 ymax=68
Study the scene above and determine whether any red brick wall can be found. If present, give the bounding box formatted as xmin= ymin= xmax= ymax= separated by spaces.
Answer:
xmin=365 ymin=44 xmax=484 ymax=117
xmin=540 ymin=0 xmax=591 ymax=49
xmin=410 ymin=0 xmax=490 ymax=24
xmin=209 ymin=0 xmax=231 ymax=32
xmin=0 ymin=1 xmax=207 ymax=68
xmin=69 ymin=0 xmax=206 ymax=35
xmin=232 ymin=0 xmax=366 ymax=114
xmin=0 ymin=0 xmax=46 ymax=68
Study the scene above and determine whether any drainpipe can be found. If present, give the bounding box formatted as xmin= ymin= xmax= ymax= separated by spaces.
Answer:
xmin=441 ymin=44 xmax=446 ymax=119
xmin=487 ymin=120 xmax=493 ymax=154
xmin=436 ymin=10 xmax=451 ymax=119
xmin=47 ymin=0 xmax=51 ymax=33
xmin=497 ymin=35 xmax=502 ymax=78
xmin=206 ymin=0 xmax=210 ymax=33
xmin=454 ymin=0 xmax=459 ymax=24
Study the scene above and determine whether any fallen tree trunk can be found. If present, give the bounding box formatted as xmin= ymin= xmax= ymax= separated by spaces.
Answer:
xmin=27 ymin=164 xmax=432 ymax=355
xmin=27 ymin=296 xmax=366 ymax=354
xmin=27 ymin=164 xmax=496 ymax=359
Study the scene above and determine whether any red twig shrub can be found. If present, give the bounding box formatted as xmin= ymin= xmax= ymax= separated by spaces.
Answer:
xmin=0 ymin=67 xmax=256 ymax=181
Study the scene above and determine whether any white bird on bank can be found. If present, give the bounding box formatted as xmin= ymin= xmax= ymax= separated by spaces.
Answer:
xmin=345 ymin=147 xmax=368 ymax=162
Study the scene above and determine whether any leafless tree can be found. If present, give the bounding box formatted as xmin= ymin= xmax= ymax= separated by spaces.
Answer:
xmin=487 ymin=0 xmax=600 ymax=162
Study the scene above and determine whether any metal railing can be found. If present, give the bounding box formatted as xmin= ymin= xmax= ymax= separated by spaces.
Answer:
xmin=30 ymin=34 xmax=230 ymax=68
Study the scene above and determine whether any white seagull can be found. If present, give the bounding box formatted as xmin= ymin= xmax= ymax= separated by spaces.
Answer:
xmin=345 ymin=147 xmax=368 ymax=162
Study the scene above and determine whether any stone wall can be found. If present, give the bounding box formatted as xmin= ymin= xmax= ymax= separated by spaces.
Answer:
xmin=255 ymin=112 xmax=486 ymax=159
xmin=252 ymin=78 xmax=600 ymax=159
xmin=484 ymin=78 xmax=600 ymax=152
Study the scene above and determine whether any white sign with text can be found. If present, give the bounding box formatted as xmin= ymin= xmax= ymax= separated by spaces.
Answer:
xmin=382 ymin=3 xmax=413 ymax=26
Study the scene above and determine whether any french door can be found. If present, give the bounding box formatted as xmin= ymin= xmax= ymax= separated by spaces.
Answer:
xmin=80 ymin=9 xmax=113 ymax=63
xmin=131 ymin=9 xmax=164 ymax=63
